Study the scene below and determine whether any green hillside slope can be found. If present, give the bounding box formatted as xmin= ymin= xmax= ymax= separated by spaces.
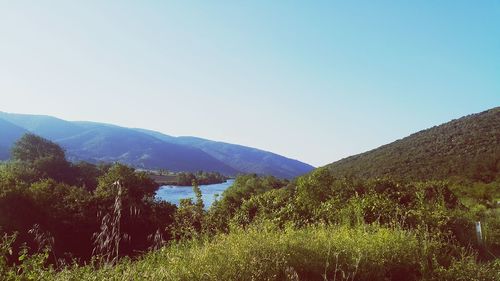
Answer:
xmin=326 ymin=107 xmax=500 ymax=182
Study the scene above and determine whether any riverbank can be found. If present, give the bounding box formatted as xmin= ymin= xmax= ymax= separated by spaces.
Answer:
xmin=147 ymin=171 xmax=229 ymax=186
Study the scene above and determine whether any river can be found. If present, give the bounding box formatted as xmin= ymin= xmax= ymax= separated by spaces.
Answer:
xmin=155 ymin=179 xmax=235 ymax=208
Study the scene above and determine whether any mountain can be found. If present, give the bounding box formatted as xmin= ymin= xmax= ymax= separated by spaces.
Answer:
xmin=0 ymin=112 xmax=314 ymax=178
xmin=0 ymin=112 xmax=83 ymax=140
xmin=136 ymin=129 xmax=315 ymax=179
xmin=62 ymin=125 xmax=238 ymax=174
xmin=0 ymin=118 xmax=28 ymax=159
xmin=325 ymin=107 xmax=500 ymax=182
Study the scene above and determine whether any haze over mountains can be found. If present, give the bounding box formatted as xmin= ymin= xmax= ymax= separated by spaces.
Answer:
xmin=326 ymin=107 xmax=500 ymax=182
xmin=0 ymin=112 xmax=314 ymax=178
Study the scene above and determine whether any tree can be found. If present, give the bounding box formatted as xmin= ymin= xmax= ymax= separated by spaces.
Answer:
xmin=193 ymin=179 xmax=204 ymax=210
xmin=95 ymin=164 xmax=158 ymax=200
xmin=73 ymin=161 xmax=103 ymax=191
xmin=10 ymin=134 xmax=74 ymax=183
xmin=11 ymin=134 xmax=65 ymax=163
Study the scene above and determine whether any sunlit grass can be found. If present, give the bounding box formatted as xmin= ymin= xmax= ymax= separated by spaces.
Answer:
xmin=42 ymin=223 xmax=498 ymax=281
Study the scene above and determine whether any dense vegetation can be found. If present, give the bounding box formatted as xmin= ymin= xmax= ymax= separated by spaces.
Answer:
xmin=0 ymin=134 xmax=177 ymax=264
xmin=14 ymin=224 xmax=499 ymax=281
xmin=149 ymin=171 xmax=228 ymax=186
xmin=327 ymin=107 xmax=500 ymax=182
xmin=1 ymin=108 xmax=499 ymax=281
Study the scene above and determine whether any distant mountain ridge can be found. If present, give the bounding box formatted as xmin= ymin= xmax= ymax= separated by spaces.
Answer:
xmin=136 ymin=129 xmax=314 ymax=179
xmin=325 ymin=107 xmax=500 ymax=182
xmin=0 ymin=112 xmax=314 ymax=178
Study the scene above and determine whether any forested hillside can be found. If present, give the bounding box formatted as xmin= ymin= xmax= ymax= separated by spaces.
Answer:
xmin=137 ymin=129 xmax=314 ymax=179
xmin=0 ymin=112 xmax=314 ymax=178
xmin=326 ymin=107 xmax=500 ymax=182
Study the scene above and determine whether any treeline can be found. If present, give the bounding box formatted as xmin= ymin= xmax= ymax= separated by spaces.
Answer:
xmin=176 ymin=171 xmax=227 ymax=186
xmin=148 ymin=171 xmax=227 ymax=186
xmin=1 ymin=134 xmax=499 ymax=280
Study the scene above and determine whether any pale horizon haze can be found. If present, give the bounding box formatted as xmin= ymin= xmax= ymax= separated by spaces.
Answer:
xmin=1 ymin=1 xmax=499 ymax=167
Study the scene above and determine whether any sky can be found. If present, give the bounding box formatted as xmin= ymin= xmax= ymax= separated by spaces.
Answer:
xmin=0 ymin=1 xmax=499 ymax=167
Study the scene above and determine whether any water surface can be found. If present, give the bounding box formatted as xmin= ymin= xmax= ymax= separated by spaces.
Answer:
xmin=155 ymin=179 xmax=235 ymax=208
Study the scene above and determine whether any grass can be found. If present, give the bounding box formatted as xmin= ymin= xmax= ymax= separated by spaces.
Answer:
xmin=28 ymin=223 xmax=498 ymax=281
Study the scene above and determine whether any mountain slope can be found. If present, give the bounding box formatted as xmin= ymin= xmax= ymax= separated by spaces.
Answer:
xmin=0 ymin=112 xmax=313 ymax=177
xmin=0 ymin=118 xmax=28 ymax=160
xmin=0 ymin=112 xmax=238 ymax=174
xmin=136 ymin=129 xmax=315 ymax=179
xmin=326 ymin=107 xmax=500 ymax=182
xmin=0 ymin=112 xmax=84 ymax=140
xmin=58 ymin=125 xmax=238 ymax=174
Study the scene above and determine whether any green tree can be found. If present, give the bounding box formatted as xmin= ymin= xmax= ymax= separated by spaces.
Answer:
xmin=171 ymin=180 xmax=205 ymax=240
xmin=11 ymin=134 xmax=65 ymax=163
xmin=73 ymin=161 xmax=104 ymax=191
xmin=193 ymin=179 xmax=204 ymax=210
xmin=95 ymin=164 xmax=157 ymax=200
xmin=10 ymin=134 xmax=74 ymax=183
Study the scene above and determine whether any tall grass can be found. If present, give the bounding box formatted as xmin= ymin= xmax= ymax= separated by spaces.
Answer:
xmin=92 ymin=181 xmax=125 ymax=266
xmin=42 ymin=223 xmax=498 ymax=281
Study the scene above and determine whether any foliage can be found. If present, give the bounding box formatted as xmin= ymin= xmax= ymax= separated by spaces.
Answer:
xmin=27 ymin=224 xmax=499 ymax=281
xmin=95 ymin=163 xmax=157 ymax=200
xmin=1 ymin=130 xmax=499 ymax=280
xmin=150 ymin=170 xmax=228 ymax=186
xmin=169 ymin=181 xmax=205 ymax=240
xmin=326 ymin=107 xmax=500 ymax=183
xmin=11 ymin=134 xmax=66 ymax=163
xmin=176 ymin=171 xmax=227 ymax=186
xmin=10 ymin=134 xmax=74 ymax=184
xmin=205 ymin=174 xmax=289 ymax=232
xmin=92 ymin=182 xmax=124 ymax=266
xmin=0 ymin=135 xmax=177 ymax=265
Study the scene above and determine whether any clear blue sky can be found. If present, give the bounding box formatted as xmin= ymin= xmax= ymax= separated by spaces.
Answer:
xmin=0 ymin=1 xmax=499 ymax=167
